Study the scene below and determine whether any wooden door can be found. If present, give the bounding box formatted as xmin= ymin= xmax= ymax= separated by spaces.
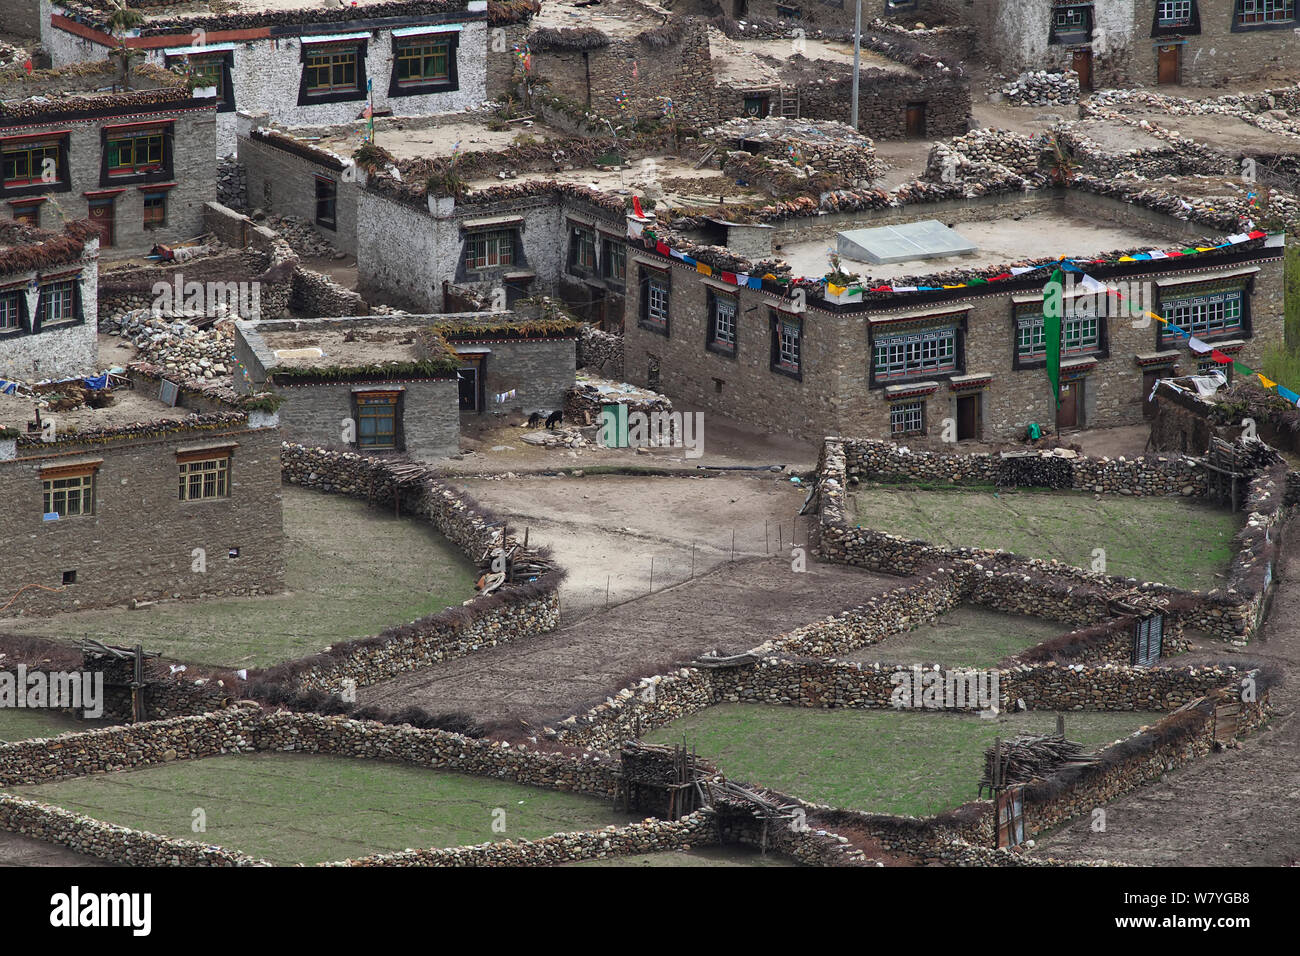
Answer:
xmin=1057 ymin=380 xmax=1079 ymax=429
xmin=905 ymin=102 xmax=927 ymax=138
xmin=88 ymin=199 xmax=115 ymax=248
xmin=1072 ymin=49 xmax=1093 ymax=92
xmin=957 ymin=394 xmax=979 ymax=441
xmin=1157 ymin=45 xmax=1179 ymax=85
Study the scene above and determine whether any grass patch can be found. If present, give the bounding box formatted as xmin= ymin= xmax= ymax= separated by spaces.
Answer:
xmin=646 ymin=705 xmax=1164 ymax=817
xmin=16 ymin=753 xmax=636 ymax=865
xmin=2 ymin=486 xmax=479 ymax=668
xmin=841 ymin=605 xmax=1066 ymax=668
xmin=0 ymin=708 xmax=87 ymax=742
xmin=851 ymin=486 xmax=1239 ymax=590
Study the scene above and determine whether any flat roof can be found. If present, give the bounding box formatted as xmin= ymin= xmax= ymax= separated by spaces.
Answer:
xmin=780 ymin=211 xmax=1180 ymax=283
xmin=257 ymin=324 xmax=429 ymax=369
xmin=92 ymin=0 xmax=441 ymax=22
xmin=708 ymin=27 xmax=915 ymax=86
xmin=309 ymin=115 xmax=567 ymax=164
xmin=531 ymin=0 xmax=675 ymax=40
xmin=838 ymin=220 xmax=978 ymax=264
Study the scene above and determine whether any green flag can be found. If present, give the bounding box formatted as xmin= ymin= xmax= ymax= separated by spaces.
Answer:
xmin=1043 ymin=268 xmax=1064 ymax=409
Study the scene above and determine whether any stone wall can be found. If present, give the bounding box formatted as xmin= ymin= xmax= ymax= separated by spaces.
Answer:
xmin=291 ymin=268 xmax=371 ymax=318
xmin=577 ymin=323 xmax=625 ymax=378
xmin=815 ymin=437 xmax=1289 ymax=642
xmin=267 ymin=443 xmax=564 ymax=694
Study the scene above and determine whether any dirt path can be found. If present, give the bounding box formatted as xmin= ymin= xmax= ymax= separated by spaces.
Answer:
xmin=358 ymin=555 xmax=900 ymax=734
xmin=0 ymin=831 xmax=112 ymax=867
xmin=1027 ymin=520 xmax=1300 ymax=866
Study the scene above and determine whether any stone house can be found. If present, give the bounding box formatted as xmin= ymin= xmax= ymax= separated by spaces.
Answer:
xmin=0 ymin=60 xmax=217 ymax=259
xmin=0 ymin=370 xmax=285 ymax=616
xmin=619 ymin=192 xmax=1287 ymax=444
xmin=970 ymin=0 xmax=1300 ymax=89
xmin=41 ymin=0 xmax=491 ymax=156
xmin=0 ymin=217 xmax=100 ymax=383
xmin=234 ymin=313 xmax=579 ymax=460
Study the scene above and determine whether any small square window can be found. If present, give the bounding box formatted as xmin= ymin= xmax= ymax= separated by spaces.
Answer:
xmin=62 ymin=570 xmax=77 ymax=585
xmin=890 ymin=400 xmax=925 ymax=437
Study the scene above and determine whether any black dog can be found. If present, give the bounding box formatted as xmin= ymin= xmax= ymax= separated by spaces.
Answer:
xmin=526 ymin=411 xmax=543 ymax=428
xmin=545 ymin=410 xmax=563 ymax=430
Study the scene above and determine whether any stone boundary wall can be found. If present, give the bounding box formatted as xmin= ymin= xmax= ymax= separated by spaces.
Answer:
xmin=290 ymin=267 xmax=371 ymax=317
xmin=816 ymin=438 xmax=1288 ymax=642
xmin=260 ymin=444 xmax=564 ymax=694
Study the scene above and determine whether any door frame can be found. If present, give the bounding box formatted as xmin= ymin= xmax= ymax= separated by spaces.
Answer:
xmin=1071 ymin=48 xmax=1093 ymax=92
xmin=905 ymin=102 xmax=927 ymax=138
xmin=456 ymin=353 xmax=486 ymax=412
xmin=956 ymin=392 xmax=981 ymax=441
xmin=1057 ymin=377 xmax=1084 ymax=431
xmin=1156 ymin=43 xmax=1181 ymax=86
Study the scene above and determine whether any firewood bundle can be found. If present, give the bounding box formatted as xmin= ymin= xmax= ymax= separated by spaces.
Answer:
xmin=982 ymin=733 xmax=1092 ymax=790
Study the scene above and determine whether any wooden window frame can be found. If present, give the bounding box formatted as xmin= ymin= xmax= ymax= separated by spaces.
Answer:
xmin=568 ymin=222 xmax=597 ymax=275
xmin=0 ymin=287 xmax=27 ymax=335
xmin=298 ymin=41 xmax=367 ymax=105
xmin=706 ymin=289 xmax=738 ymax=357
xmin=463 ymin=228 xmax=516 ymax=271
xmin=353 ymin=390 xmax=402 ymax=451
xmin=872 ymin=325 xmax=958 ymax=382
xmin=177 ymin=451 xmax=232 ymax=502
xmin=639 ymin=265 xmax=671 ymax=335
xmin=1156 ymin=282 xmax=1250 ymax=345
xmin=600 ymin=236 xmax=626 ymax=284
xmin=769 ymin=309 xmax=803 ymax=380
xmin=1 ymin=134 xmax=70 ymax=198
xmin=1236 ymin=0 xmax=1295 ymax=26
xmin=167 ymin=51 xmax=236 ymax=111
xmin=41 ymin=463 xmax=98 ymax=518
xmin=314 ymin=176 xmax=338 ymax=231
xmin=143 ymin=191 xmax=168 ymax=229
xmin=36 ymin=278 xmax=82 ymax=331
xmin=889 ymin=399 xmax=926 ymax=437
xmin=389 ymin=33 xmax=460 ymax=97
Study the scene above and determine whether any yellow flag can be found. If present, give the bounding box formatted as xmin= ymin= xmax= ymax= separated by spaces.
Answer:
xmin=827 ymin=282 xmax=845 ymax=296
xmin=697 ymin=262 xmax=712 ymax=276
xmin=1258 ymin=373 xmax=1277 ymax=389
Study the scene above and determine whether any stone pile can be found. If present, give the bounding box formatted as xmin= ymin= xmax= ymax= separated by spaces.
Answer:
xmin=933 ymin=127 xmax=1043 ymax=179
xmin=217 ymin=156 xmax=247 ymax=211
xmin=264 ymin=215 xmax=344 ymax=260
xmin=103 ymin=309 xmax=236 ymax=381
xmin=1000 ymin=70 xmax=1080 ymax=107
xmin=706 ymin=117 xmax=880 ymax=187
xmin=521 ymin=426 xmax=590 ymax=449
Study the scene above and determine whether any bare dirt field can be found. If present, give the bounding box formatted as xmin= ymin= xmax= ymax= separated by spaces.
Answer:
xmin=0 ymin=831 xmax=111 ymax=868
xmin=451 ymin=472 xmax=819 ymax=617
xmin=1028 ymin=521 xmax=1300 ymax=866
xmin=358 ymin=554 xmax=899 ymax=733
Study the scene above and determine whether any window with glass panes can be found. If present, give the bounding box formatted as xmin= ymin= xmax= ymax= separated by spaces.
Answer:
xmin=304 ymin=46 xmax=359 ymax=93
xmin=0 ymin=290 xmax=21 ymax=331
xmin=464 ymin=229 xmax=514 ymax=270
xmin=1161 ymin=287 xmax=1244 ymax=337
xmin=395 ymin=39 xmax=450 ymax=85
xmin=106 ymin=129 xmax=164 ymax=176
xmin=2 ymin=140 xmax=61 ymax=187
xmin=873 ymin=326 xmax=956 ymax=380
xmin=890 ymin=400 xmax=924 ymax=436
xmin=188 ymin=55 xmax=227 ymax=104
xmin=1237 ymin=0 xmax=1294 ymax=24
xmin=1016 ymin=312 xmax=1100 ymax=359
xmin=43 ymin=469 xmax=94 ymax=517
xmin=39 ymin=280 xmax=76 ymax=327
xmin=645 ymin=274 xmax=670 ymax=327
xmin=601 ymin=237 xmax=626 ymax=282
xmin=775 ymin=314 xmax=801 ymax=371
xmin=569 ymin=224 xmax=596 ymax=272
xmin=709 ymin=291 xmax=737 ymax=350
xmin=1197 ymin=356 xmax=1232 ymax=382
xmin=1158 ymin=0 xmax=1193 ymax=25
xmin=355 ymin=392 xmax=398 ymax=449
xmin=178 ymin=454 xmax=230 ymax=501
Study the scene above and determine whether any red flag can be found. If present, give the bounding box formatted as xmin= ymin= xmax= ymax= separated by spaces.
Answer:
xmin=23 ymin=59 xmax=32 ymax=74
xmin=1210 ymin=349 xmax=1233 ymax=364
xmin=632 ymin=195 xmax=645 ymax=218
xmin=1248 ymin=230 xmax=1266 ymax=239
xmin=656 ymin=240 xmax=670 ymax=256
xmin=722 ymin=271 xmax=737 ymax=284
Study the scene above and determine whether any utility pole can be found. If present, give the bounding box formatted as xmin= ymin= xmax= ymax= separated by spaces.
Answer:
xmin=850 ymin=0 xmax=862 ymax=130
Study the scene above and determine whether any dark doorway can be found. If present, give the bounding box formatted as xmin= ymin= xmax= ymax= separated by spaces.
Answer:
xmin=1142 ymin=369 xmax=1163 ymax=420
xmin=1057 ymin=379 xmax=1081 ymax=430
xmin=905 ymin=102 xmax=927 ymax=138
xmin=1072 ymin=48 xmax=1093 ymax=91
xmin=733 ymin=0 xmax=748 ymax=17
xmin=458 ymin=365 xmax=480 ymax=411
xmin=956 ymin=393 xmax=980 ymax=441
xmin=1157 ymin=45 xmax=1180 ymax=85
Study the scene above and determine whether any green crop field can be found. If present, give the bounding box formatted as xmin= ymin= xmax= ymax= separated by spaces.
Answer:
xmin=647 ymin=705 xmax=1163 ymax=817
xmin=0 ymin=707 xmax=86 ymax=742
xmin=841 ymin=605 xmax=1067 ymax=668
xmin=2 ymin=486 xmax=478 ymax=668
xmin=852 ymin=486 xmax=1239 ymax=591
xmin=16 ymin=753 xmax=637 ymax=865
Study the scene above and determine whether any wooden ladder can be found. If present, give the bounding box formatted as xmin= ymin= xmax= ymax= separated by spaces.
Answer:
xmin=779 ymin=86 xmax=799 ymax=119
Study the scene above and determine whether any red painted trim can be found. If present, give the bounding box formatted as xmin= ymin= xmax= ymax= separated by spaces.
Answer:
xmin=137 ymin=181 xmax=178 ymax=191
xmin=1 ymin=129 xmax=72 ymax=143
xmin=127 ymin=27 xmax=272 ymax=48
xmin=50 ymin=14 xmax=114 ymax=48
xmin=6 ymin=196 xmax=46 ymax=207
xmin=83 ymin=188 xmax=127 ymax=199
